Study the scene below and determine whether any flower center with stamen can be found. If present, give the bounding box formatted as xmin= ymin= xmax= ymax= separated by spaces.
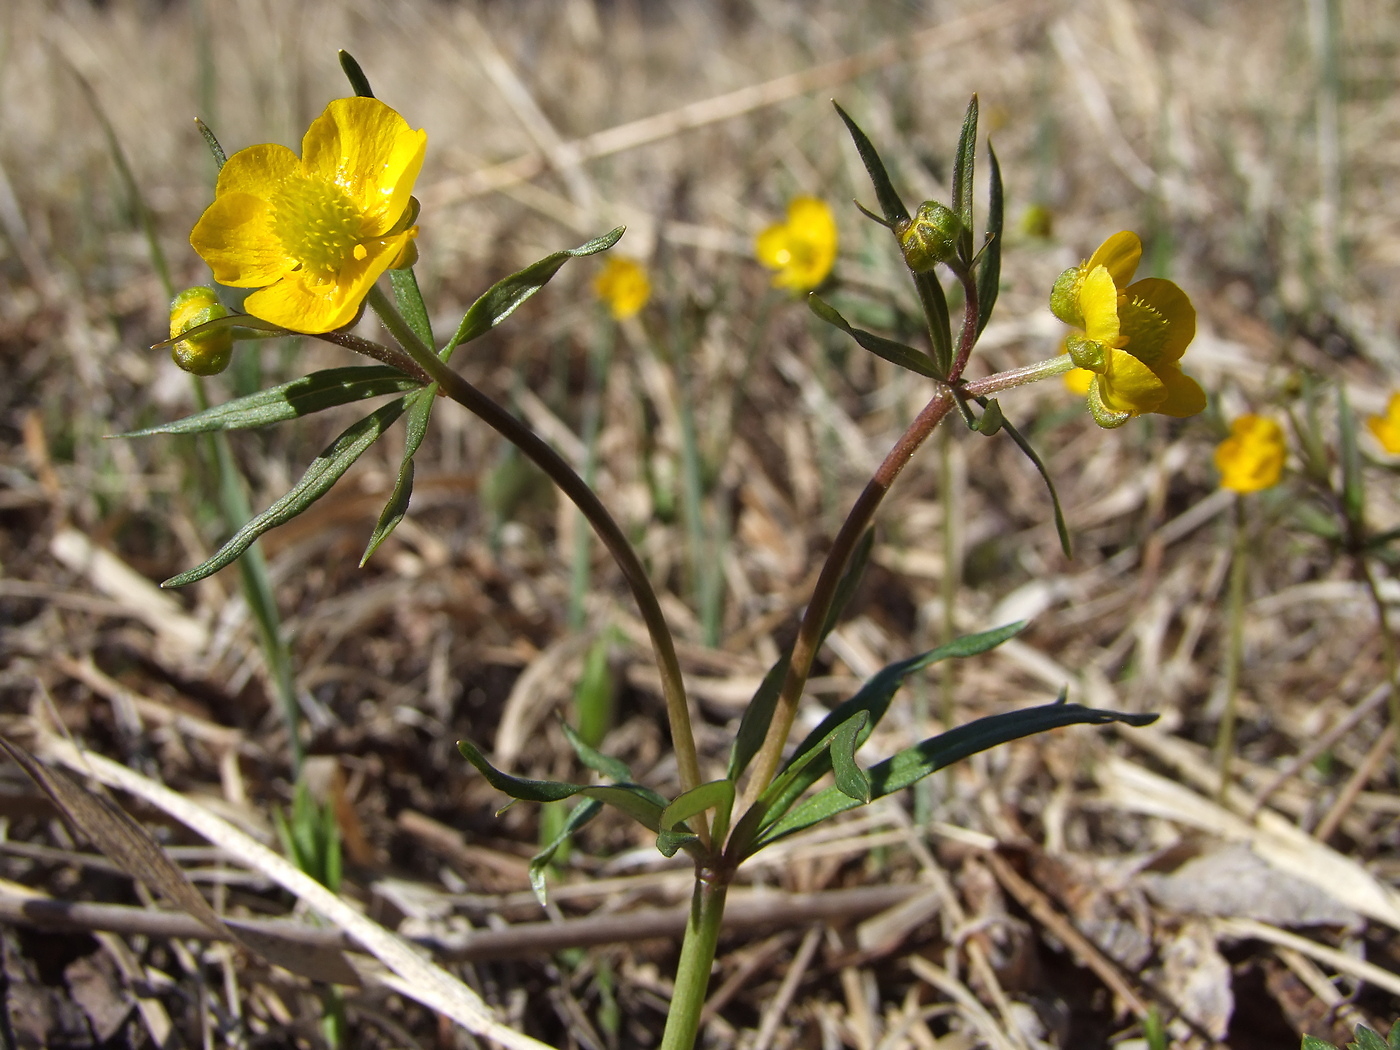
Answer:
xmin=271 ymin=177 xmax=368 ymax=281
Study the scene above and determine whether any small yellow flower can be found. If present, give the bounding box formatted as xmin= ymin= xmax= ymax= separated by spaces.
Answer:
xmin=190 ymin=97 xmax=426 ymax=335
xmin=1366 ymin=393 xmax=1400 ymax=454
xmin=1050 ymin=231 xmax=1205 ymax=428
xmin=169 ymin=286 xmax=233 ymax=375
xmin=593 ymin=257 xmax=650 ymax=320
xmin=1214 ymin=414 xmax=1286 ymax=493
xmin=755 ymin=196 xmax=837 ymax=292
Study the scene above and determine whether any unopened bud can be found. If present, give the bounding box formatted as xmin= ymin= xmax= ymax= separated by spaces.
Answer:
xmin=169 ymin=287 xmax=233 ymax=376
xmin=896 ymin=201 xmax=961 ymax=272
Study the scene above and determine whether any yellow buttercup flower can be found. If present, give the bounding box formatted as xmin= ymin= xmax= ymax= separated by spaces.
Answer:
xmin=1214 ymin=414 xmax=1286 ymax=493
xmin=593 ymin=257 xmax=650 ymax=320
xmin=1366 ymin=393 xmax=1400 ymax=454
xmin=190 ymin=97 xmax=426 ymax=335
xmin=1050 ymin=231 xmax=1205 ymax=429
xmin=169 ymin=286 xmax=233 ymax=376
xmin=755 ymin=196 xmax=837 ymax=292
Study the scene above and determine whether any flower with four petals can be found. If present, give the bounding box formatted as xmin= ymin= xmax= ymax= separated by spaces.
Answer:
xmin=190 ymin=97 xmax=426 ymax=334
xmin=1051 ymin=231 xmax=1205 ymax=428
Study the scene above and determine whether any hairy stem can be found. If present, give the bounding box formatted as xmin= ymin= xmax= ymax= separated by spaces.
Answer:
xmin=366 ymin=286 xmax=707 ymax=825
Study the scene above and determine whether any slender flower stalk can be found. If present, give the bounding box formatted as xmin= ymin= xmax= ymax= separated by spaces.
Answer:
xmin=365 ymin=286 xmax=707 ymax=820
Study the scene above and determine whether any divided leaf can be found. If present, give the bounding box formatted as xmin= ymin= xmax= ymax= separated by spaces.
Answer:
xmin=809 ymin=294 xmax=940 ymax=379
xmin=751 ymin=701 xmax=1157 ymax=853
xmin=529 ymin=798 xmax=602 ymax=904
xmin=119 ymin=367 xmax=421 ymax=437
xmin=165 ymin=398 xmax=409 ymax=586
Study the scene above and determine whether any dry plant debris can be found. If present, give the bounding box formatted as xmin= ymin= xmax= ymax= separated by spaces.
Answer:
xmin=2 ymin=1 xmax=1400 ymax=1047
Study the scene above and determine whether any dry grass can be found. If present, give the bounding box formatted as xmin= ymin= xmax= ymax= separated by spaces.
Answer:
xmin=3 ymin=0 xmax=1400 ymax=1047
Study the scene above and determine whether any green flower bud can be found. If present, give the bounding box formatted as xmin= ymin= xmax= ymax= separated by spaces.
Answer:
xmin=169 ymin=286 xmax=233 ymax=376
xmin=1065 ymin=333 xmax=1107 ymax=373
xmin=896 ymin=201 xmax=961 ymax=272
xmin=1049 ymin=266 xmax=1084 ymax=328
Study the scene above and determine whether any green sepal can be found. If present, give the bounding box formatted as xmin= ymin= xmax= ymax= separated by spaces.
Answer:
xmin=118 ymin=367 xmax=421 ymax=437
xmin=726 ymin=528 xmax=875 ymax=782
xmin=748 ymin=622 xmax=1025 ymax=841
xmin=195 ymin=118 xmax=226 ymax=170
xmin=950 ymin=95 xmax=979 ymax=264
xmin=455 ymin=738 xmax=671 ymax=832
xmin=750 ymin=701 xmax=1157 ymax=854
xmin=659 ymin=779 xmax=734 ymax=850
xmin=808 ymin=294 xmax=940 ymax=379
xmin=529 ymin=798 xmax=602 ymax=905
xmin=1066 ymin=334 xmax=1107 ymax=373
xmin=338 ymin=50 xmax=376 ymax=99
xmin=164 ymin=398 xmax=409 ymax=587
xmin=983 ymin=398 xmax=1072 ymax=558
xmin=976 ymin=141 xmax=1003 ymax=336
xmin=833 ymin=101 xmax=909 ymax=227
xmin=443 ymin=229 xmax=625 ymax=362
xmin=1086 ymin=378 xmax=1132 ymax=430
xmin=1337 ymin=387 xmax=1364 ymax=527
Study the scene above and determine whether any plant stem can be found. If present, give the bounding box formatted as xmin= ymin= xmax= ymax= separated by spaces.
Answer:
xmin=659 ymin=874 xmax=729 ymax=1050
xmin=365 ymin=286 xmax=707 ymax=820
xmin=1214 ymin=495 xmax=1247 ymax=799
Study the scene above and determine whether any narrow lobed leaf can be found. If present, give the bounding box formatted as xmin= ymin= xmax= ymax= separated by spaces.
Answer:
xmin=164 ymin=398 xmax=409 ymax=586
xmin=976 ymin=141 xmax=1003 ymax=336
xmin=914 ymin=271 xmax=953 ymax=376
xmin=195 ymin=118 xmax=226 ymax=170
xmin=361 ymin=385 xmax=436 ymax=565
xmin=659 ymin=779 xmax=735 ymax=833
xmin=987 ymin=400 xmax=1071 ymax=558
xmin=808 ymin=294 xmax=940 ymax=379
xmin=338 ymin=50 xmax=376 ymax=99
xmin=833 ymin=102 xmax=910 ymax=226
xmin=390 ymin=268 xmax=434 ymax=348
xmin=530 ymin=799 xmax=602 ymax=905
xmin=951 ymin=95 xmax=979 ymax=262
xmin=119 ymin=367 xmax=421 ymax=438
xmin=560 ymin=721 xmax=635 ymax=784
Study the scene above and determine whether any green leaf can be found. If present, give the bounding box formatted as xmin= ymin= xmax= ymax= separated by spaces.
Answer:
xmin=763 ymin=622 xmax=1026 ymax=824
xmin=808 ymin=294 xmax=939 ymax=379
xmin=360 ymin=386 xmax=435 ymax=565
xmin=390 ymin=268 xmax=434 ymax=348
xmin=829 ymin=713 xmax=872 ymax=803
xmin=1338 ymin=386 xmax=1364 ymax=527
xmin=151 ymin=311 xmax=290 ymax=349
xmin=976 ymin=141 xmax=1003 ymax=336
xmin=752 ymin=701 xmax=1156 ymax=853
xmin=833 ymin=102 xmax=910 ymax=227
xmin=971 ymin=397 xmax=1004 ymax=436
xmin=987 ymin=400 xmax=1071 ymax=558
xmin=119 ymin=367 xmax=421 ymax=437
xmin=456 ymin=738 xmax=670 ymax=833
xmin=338 ymin=50 xmax=376 ymax=98
xmin=752 ymin=712 xmax=872 ymax=827
xmin=950 ymin=96 xmax=978 ymax=262
xmin=727 ymin=528 xmax=875 ymax=783
xmin=164 ymin=399 xmax=408 ymax=587
xmin=1387 ymin=1020 xmax=1400 ymax=1050
xmin=444 ymin=229 xmax=624 ymax=360
xmin=913 ymin=272 xmax=953 ymax=377
xmin=1302 ymin=1038 xmax=1339 ymax=1050
xmin=656 ymin=829 xmax=700 ymax=859
xmin=530 ymin=798 xmax=602 ymax=905
xmin=560 ymin=721 xmax=634 ymax=784
xmin=1351 ymin=1027 xmax=1390 ymax=1050
xmin=659 ymin=780 xmax=734 ymax=832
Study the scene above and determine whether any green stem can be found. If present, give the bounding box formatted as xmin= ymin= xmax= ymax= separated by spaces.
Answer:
xmin=1214 ymin=496 xmax=1247 ymax=799
xmin=659 ymin=875 xmax=729 ymax=1050
xmin=365 ymin=286 xmax=706 ymax=819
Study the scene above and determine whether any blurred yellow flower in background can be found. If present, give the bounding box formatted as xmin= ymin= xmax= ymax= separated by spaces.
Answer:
xmin=1214 ymin=414 xmax=1286 ymax=493
xmin=190 ymin=97 xmax=426 ymax=334
xmin=756 ymin=196 xmax=837 ymax=292
xmin=593 ymin=257 xmax=651 ymax=320
xmin=1050 ymin=231 xmax=1205 ymax=428
xmin=1366 ymin=393 xmax=1400 ymax=454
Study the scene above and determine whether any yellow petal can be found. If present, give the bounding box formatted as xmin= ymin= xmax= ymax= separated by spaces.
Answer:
xmin=1064 ymin=367 xmax=1094 ymax=396
xmin=243 ymin=232 xmax=408 ymax=333
xmin=1366 ymin=393 xmax=1400 ymax=454
xmin=1078 ymin=265 xmax=1121 ymax=346
xmin=1086 ymin=231 xmax=1142 ymax=289
xmin=1151 ymin=364 xmax=1207 ymax=418
xmin=1099 ymin=346 xmax=1166 ymax=414
xmin=214 ymin=143 xmax=300 ymax=198
xmin=301 ymin=97 xmax=427 ymax=234
xmin=190 ymin=192 xmax=293 ymax=287
xmin=1124 ymin=278 xmax=1196 ymax=364
xmin=755 ymin=223 xmax=791 ymax=270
